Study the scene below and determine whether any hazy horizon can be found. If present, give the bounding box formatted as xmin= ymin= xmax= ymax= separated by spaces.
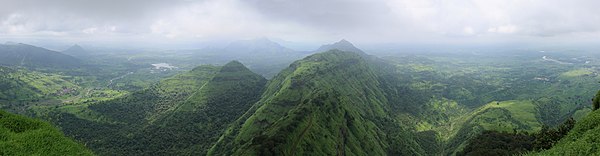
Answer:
xmin=1 ymin=0 xmax=600 ymax=50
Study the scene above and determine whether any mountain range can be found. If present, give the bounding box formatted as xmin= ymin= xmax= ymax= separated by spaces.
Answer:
xmin=0 ymin=43 xmax=82 ymax=68
xmin=0 ymin=39 xmax=599 ymax=155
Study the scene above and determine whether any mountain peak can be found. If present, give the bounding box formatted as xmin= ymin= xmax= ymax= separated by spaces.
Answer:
xmin=224 ymin=38 xmax=294 ymax=55
xmin=224 ymin=60 xmax=244 ymax=67
xmin=220 ymin=60 xmax=251 ymax=73
xmin=62 ymin=44 xmax=88 ymax=56
xmin=315 ymin=39 xmax=364 ymax=54
xmin=338 ymin=39 xmax=351 ymax=44
xmin=228 ymin=38 xmax=280 ymax=47
xmin=72 ymin=44 xmax=83 ymax=49
xmin=64 ymin=44 xmax=85 ymax=52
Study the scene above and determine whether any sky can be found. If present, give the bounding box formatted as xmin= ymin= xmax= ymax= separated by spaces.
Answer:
xmin=1 ymin=0 xmax=600 ymax=49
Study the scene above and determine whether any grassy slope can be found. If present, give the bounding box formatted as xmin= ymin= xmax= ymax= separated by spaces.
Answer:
xmin=209 ymin=50 xmax=425 ymax=156
xmin=528 ymin=109 xmax=600 ymax=155
xmin=88 ymin=65 xmax=219 ymax=124
xmin=135 ymin=60 xmax=267 ymax=155
xmin=57 ymin=61 xmax=267 ymax=155
xmin=53 ymin=65 xmax=219 ymax=155
xmin=0 ymin=66 xmax=79 ymax=101
xmin=0 ymin=110 xmax=93 ymax=155
xmin=444 ymin=100 xmax=542 ymax=154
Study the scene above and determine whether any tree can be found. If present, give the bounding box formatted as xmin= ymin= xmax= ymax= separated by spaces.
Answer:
xmin=593 ymin=90 xmax=600 ymax=110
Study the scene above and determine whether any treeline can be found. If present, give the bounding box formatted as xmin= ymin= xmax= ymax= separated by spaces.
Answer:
xmin=458 ymin=118 xmax=576 ymax=156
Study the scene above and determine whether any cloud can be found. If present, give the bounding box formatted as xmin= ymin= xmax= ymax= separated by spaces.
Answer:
xmin=0 ymin=0 xmax=599 ymax=44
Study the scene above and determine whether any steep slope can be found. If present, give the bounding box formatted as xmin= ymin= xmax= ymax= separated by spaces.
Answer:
xmin=315 ymin=39 xmax=365 ymax=54
xmin=529 ymin=93 xmax=600 ymax=155
xmin=0 ymin=110 xmax=93 ymax=155
xmin=209 ymin=50 xmax=425 ymax=156
xmin=0 ymin=43 xmax=82 ymax=68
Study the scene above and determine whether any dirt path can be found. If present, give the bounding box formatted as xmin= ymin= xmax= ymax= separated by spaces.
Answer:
xmin=107 ymin=72 xmax=133 ymax=87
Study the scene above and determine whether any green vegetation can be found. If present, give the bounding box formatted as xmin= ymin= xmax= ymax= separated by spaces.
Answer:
xmin=458 ymin=130 xmax=535 ymax=156
xmin=209 ymin=50 xmax=425 ymax=156
xmin=444 ymin=100 xmax=543 ymax=154
xmin=0 ymin=66 xmax=79 ymax=101
xmin=593 ymin=90 xmax=600 ymax=110
xmin=1 ymin=40 xmax=599 ymax=155
xmin=459 ymin=117 xmax=575 ymax=156
xmin=52 ymin=61 xmax=267 ymax=155
xmin=0 ymin=110 xmax=93 ymax=155
xmin=561 ymin=68 xmax=593 ymax=78
xmin=528 ymin=109 xmax=600 ymax=155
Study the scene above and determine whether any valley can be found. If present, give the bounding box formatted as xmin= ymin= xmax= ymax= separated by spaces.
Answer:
xmin=1 ymin=39 xmax=599 ymax=155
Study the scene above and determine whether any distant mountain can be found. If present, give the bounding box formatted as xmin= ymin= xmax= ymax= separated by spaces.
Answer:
xmin=224 ymin=38 xmax=297 ymax=57
xmin=0 ymin=110 xmax=93 ymax=155
xmin=0 ymin=43 xmax=82 ymax=68
xmin=314 ymin=39 xmax=365 ymax=54
xmin=62 ymin=44 xmax=89 ymax=57
xmin=195 ymin=38 xmax=307 ymax=78
xmin=209 ymin=50 xmax=425 ymax=155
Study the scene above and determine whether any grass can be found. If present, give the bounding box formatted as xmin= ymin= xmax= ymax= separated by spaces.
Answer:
xmin=0 ymin=110 xmax=93 ymax=155
xmin=488 ymin=100 xmax=541 ymax=131
xmin=459 ymin=100 xmax=541 ymax=133
xmin=560 ymin=68 xmax=594 ymax=77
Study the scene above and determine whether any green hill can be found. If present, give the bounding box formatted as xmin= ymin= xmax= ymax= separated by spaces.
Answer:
xmin=0 ymin=66 xmax=79 ymax=101
xmin=444 ymin=100 xmax=543 ymax=154
xmin=57 ymin=61 xmax=267 ymax=155
xmin=209 ymin=50 xmax=425 ymax=156
xmin=0 ymin=110 xmax=93 ymax=155
xmin=528 ymin=93 xmax=600 ymax=155
xmin=88 ymin=64 xmax=220 ymax=124
xmin=133 ymin=60 xmax=267 ymax=155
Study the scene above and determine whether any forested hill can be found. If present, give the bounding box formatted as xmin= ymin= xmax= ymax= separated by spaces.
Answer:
xmin=209 ymin=50 xmax=426 ymax=155
xmin=62 ymin=44 xmax=89 ymax=58
xmin=0 ymin=43 xmax=82 ymax=68
xmin=529 ymin=91 xmax=600 ymax=155
xmin=0 ymin=110 xmax=93 ymax=155
xmin=54 ymin=60 xmax=267 ymax=155
xmin=314 ymin=39 xmax=365 ymax=54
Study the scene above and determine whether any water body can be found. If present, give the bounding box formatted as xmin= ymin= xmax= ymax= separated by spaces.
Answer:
xmin=542 ymin=56 xmax=573 ymax=65
xmin=151 ymin=63 xmax=177 ymax=70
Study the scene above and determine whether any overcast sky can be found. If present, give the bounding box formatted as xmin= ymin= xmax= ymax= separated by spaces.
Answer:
xmin=1 ymin=0 xmax=599 ymax=48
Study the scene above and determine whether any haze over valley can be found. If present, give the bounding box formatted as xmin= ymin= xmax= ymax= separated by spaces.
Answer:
xmin=1 ymin=0 xmax=600 ymax=156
